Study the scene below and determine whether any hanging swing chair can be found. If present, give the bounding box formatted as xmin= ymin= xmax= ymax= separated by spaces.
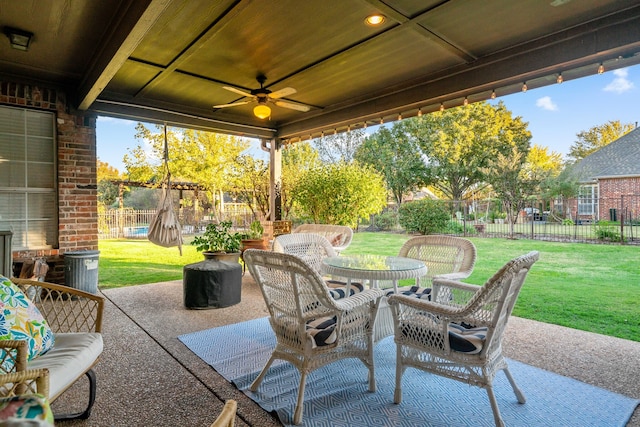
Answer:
xmin=147 ymin=125 xmax=183 ymax=254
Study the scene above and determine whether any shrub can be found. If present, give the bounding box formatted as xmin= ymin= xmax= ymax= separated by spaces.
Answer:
xmin=593 ymin=221 xmax=623 ymax=242
xmin=562 ymin=218 xmax=575 ymax=226
xmin=374 ymin=211 xmax=399 ymax=230
xmin=398 ymin=199 xmax=450 ymax=234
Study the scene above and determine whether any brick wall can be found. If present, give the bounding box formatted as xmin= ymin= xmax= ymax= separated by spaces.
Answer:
xmin=599 ymin=177 xmax=640 ymax=222
xmin=1 ymin=81 xmax=98 ymax=284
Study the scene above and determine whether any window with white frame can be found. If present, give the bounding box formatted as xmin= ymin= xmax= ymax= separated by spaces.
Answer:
xmin=577 ymin=184 xmax=598 ymax=216
xmin=0 ymin=106 xmax=57 ymax=250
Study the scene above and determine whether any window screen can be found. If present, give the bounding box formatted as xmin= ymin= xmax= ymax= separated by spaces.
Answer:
xmin=0 ymin=106 xmax=57 ymax=250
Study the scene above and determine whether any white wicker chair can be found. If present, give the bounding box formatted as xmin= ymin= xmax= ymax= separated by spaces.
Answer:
xmin=244 ymin=249 xmax=384 ymax=425
xmin=291 ymin=224 xmax=353 ymax=254
xmin=273 ymin=233 xmax=362 ymax=299
xmin=388 ymin=251 xmax=539 ymax=427
xmin=272 ymin=233 xmax=337 ymax=275
xmin=396 ymin=235 xmax=477 ymax=290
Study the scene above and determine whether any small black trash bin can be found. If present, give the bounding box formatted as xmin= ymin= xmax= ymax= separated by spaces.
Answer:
xmin=64 ymin=250 xmax=100 ymax=294
xmin=609 ymin=208 xmax=617 ymax=221
xmin=183 ymin=260 xmax=242 ymax=309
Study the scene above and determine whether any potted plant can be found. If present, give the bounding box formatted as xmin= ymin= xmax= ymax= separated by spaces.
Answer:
xmin=191 ymin=221 xmax=242 ymax=262
xmin=240 ymin=220 xmax=267 ymax=251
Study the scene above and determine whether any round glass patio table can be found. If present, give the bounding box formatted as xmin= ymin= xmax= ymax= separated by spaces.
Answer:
xmin=322 ymin=254 xmax=427 ymax=341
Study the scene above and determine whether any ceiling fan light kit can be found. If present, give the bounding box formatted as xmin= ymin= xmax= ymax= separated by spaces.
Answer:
xmin=213 ymin=75 xmax=310 ymax=119
xmin=253 ymin=104 xmax=271 ymax=119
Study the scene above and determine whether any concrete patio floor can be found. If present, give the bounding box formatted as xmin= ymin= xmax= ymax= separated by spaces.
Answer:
xmin=52 ymin=273 xmax=639 ymax=427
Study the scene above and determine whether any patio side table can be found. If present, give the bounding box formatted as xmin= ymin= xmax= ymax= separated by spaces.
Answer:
xmin=183 ymin=260 xmax=242 ymax=309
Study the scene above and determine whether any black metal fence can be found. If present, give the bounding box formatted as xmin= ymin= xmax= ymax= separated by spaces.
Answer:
xmin=99 ymin=196 xmax=640 ymax=245
xmin=445 ymin=196 xmax=640 ymax=244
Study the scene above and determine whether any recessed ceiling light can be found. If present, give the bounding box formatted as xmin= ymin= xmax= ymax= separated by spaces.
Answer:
xmin=365 ymin=14 xmax=385 ymax=26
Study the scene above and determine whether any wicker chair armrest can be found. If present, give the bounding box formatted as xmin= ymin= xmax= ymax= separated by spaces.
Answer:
xmin=11 ymin=278 xmax=104 ymax=334
xmin=0 ymin=340 xmax=29 ymax=374
xmin=432 ymin=278 xmax=480 ymax=305
xmin=389 ymin=294 xmax=484 ymax=326
xmin=0 ymin=368 xmax=50 ymax=398
xmin=389 ymin=294 xmax=463 ymax=316
xmin=333 ymin=289 xmax=384 ymax=311
xmin=433 ymin=271 xmax=472 ymax=282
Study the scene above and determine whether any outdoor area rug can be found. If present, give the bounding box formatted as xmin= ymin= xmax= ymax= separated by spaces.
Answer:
xmin=179 ymin=317 xmax=639 ymax=427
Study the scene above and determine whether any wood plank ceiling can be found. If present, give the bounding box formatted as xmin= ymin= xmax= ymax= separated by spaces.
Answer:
xmin=2 ymin=0 xmax=640 ymax=142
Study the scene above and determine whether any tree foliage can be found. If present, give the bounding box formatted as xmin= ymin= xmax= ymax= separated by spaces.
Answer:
xmin=282 ymin=142 xmax=321 ymax=219
xmin=481 ymin=145 xmax=539 ymax=238
xmin=229 ymin=155 xmax=270 ymax=219
xmin=293 ymin=162 xmax=387 ymax=226
xmin=355 ymin=125 xmax=430 ymax=205
xmin=398 ymin=199 xmax=450 ymax=235
xmin=97 ymin=160 xmax=124 ymax=207
xmin=525 ymin=145 xmax=566 ymax=199
xmin=566 ymin=120 xmax=635 ymax=163
xmin=312 ymin=129 xmax=365 ymax=164
xmin=122 ymin=124 xmax=250 ymax=216
xmin=405 ymin=101 xmax=532 ymax=201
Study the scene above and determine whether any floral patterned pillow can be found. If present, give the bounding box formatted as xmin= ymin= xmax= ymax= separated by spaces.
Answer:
xmin=0 ymin=276 xmax=54 ymax=371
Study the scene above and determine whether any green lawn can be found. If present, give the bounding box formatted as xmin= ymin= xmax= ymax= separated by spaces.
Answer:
xmin=98 ymin=233 xmax=640 ymax=342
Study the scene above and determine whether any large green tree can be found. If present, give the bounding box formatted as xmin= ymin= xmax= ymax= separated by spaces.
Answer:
xmin=355 ymin=125 xmax=430 ymax=205
xmin=405 ymin=101 xmax=532 ymax=201
xmin=566 ymin=120 xmax=635 ymax=163
xmin=122 ymin=124 xmax=250 ymax=216
xmin=293 ymin=162 xmax=387 ymax=226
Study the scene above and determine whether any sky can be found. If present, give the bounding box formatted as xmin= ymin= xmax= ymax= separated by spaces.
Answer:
xmin=96 ymin=64 xmax=640 ymax=172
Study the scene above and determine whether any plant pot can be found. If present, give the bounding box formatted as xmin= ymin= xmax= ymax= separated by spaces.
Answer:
xmin=202 ymin=252 xmax=241 ymax=263
xmin=241 ymin=238 xmax=268 ymax=251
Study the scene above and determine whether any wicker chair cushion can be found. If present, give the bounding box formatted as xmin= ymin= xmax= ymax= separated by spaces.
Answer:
xmin=400 ymin=319 xmax=487 ymax=354
xmin=0 ymin=277 xmax=55 ymax=371
xmin=448 ymin=323 xmax=487 ymax=354
xmin=306 ymin=316 xmax=337 ymax=348
xmin=326 ymin=280 xmax=365 ymax=299
xmin=384 ymin=286 xmax=431 ymax=299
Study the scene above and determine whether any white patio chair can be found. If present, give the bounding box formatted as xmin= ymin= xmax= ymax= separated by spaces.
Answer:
xmin=243 ymin=249 xmax=384 ymax=425
xmin=388 ymin=235 xmax=477 ymax=297
xmin=291 ymin=224 xmax=353 ymax=254
xmin=272 ymin=233 xmax=337 ymax=274
xmin=273 ymin=233 xmax=363 ymax=299
xmin=388 ymin=251 xmax=539 ymax=427
xmin=375 ymin=236 xmax=477 ymax=340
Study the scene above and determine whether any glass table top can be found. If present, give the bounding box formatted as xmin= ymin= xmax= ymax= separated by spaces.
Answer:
xmin=323 ymin=254 xmax=425 ymax=272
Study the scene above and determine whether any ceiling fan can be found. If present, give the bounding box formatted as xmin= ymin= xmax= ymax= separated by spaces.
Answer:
xmin=213 ymin=75 xmax=311 ymax=119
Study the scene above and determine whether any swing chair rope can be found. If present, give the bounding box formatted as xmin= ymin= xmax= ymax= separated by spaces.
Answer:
xmin=147 ymin=123 xmax=183 ymax=254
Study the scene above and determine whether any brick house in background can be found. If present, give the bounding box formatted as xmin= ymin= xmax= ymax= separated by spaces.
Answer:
xmin=564 ymin=126 xmax=640 ymax=223
xmin=0 ymin=80 xmax=98 ymax=283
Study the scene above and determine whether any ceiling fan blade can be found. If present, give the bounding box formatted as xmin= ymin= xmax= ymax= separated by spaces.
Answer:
xmin=269 ymin=87 xmax=297 ymax=99
xmin=222 ymin=86 xmax=254 ymax=97
xmin=213 ymin=101 xmax=251 ymax=108
xmin=274 ymin=100 xmax=310 ymax=112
